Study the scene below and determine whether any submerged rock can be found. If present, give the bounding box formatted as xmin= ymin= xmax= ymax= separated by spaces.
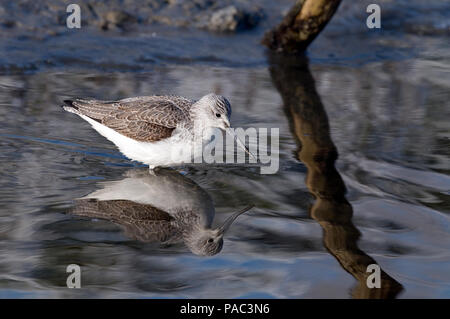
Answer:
xmin=207 ymin=5 xmax=264 ymax=32
xmin=100 ymin=10 xmax=137 ymax=30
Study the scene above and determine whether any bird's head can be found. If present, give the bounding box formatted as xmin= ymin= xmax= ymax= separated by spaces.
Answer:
xmin=185 ymin=205 xmax=254 ymax=256
xmin=192 ymin=93 xmax=255 ymax=160
xmin=193 ymin=93 xmax=232 ymax=130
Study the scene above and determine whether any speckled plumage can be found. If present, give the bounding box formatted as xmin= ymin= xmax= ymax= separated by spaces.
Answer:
xmin=62 ymin=93 xmax=233 ymax=168
xmin=63 ymin=95 xmax=194 ymax=142
xmin=72 ymin=198 xmax=200 ymax=244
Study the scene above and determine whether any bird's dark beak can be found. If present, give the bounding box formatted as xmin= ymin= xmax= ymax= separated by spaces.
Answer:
xmin=217 ymin=205 xmax=254 ymax=236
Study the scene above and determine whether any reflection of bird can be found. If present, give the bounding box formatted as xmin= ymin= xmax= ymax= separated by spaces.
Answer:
xmin=62 ymin=93 xmax=252 ymax=169
xmin=71 ymin=169 xmax=253 ymax=256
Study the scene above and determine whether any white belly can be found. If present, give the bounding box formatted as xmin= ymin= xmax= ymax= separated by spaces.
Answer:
xmin=82 ymin=170 xmax=215 ymax=225
xmin=80 ymin=115 xmax=199 ymax=167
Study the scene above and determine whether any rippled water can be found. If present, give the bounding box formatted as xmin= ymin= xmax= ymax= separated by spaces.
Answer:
xmin=0 ymin=1 xmax=449 ymax=298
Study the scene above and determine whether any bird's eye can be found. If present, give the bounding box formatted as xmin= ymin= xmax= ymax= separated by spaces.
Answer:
xmin=215 ymin=113 xmax=221 ymax=118
xmin=207 ymin=238 xmax=214 ymax=243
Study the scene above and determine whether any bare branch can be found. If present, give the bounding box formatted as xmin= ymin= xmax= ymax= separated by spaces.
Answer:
xmin=263 ymin=0 xmax=342 ymax=53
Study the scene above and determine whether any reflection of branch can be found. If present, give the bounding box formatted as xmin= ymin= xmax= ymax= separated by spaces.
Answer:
xmin=269 ymin=53 xmax=403 ymax=298
xmin=262 ymin=0 xmax=342 ymax=53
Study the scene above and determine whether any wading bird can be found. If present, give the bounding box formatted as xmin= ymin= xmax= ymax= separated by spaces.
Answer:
xmin=62 ymin=93 xmax=253 ymax=170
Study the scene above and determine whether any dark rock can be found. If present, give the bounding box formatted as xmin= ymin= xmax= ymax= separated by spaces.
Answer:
xmin=1 ymin=20 xmax=15 ymax=28
xmin=100 ymin=10 xmax=137 ymax=30
xmin=207 ymin=5 xmax=264 ymax=32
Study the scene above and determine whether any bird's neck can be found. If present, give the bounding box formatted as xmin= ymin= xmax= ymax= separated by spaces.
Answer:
xmin=188 ymin=117 xmax=215 ymax=141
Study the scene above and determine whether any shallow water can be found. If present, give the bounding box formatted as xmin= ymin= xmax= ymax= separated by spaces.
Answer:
xmin=0 ymin=0 xmax=449 ymax=298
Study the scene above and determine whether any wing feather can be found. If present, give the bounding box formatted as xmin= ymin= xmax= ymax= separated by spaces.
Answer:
xmin=72 ymin=199 xmax=180 ymax=243
xmin=64 ymin=96 xmax=193 ymax=142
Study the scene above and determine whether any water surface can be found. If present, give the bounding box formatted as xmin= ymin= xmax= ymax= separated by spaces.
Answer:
xmin=0 ymin=0 xmax=449 ymax=298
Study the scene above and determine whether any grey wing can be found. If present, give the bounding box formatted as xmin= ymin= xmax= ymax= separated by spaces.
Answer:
xmin=63 ymin=96 xmax=191 ymax=142
xmin=119 ymin=95 xmax=194 ymax=112
xmin=72 ymin=199 xmax=181 ymax=243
